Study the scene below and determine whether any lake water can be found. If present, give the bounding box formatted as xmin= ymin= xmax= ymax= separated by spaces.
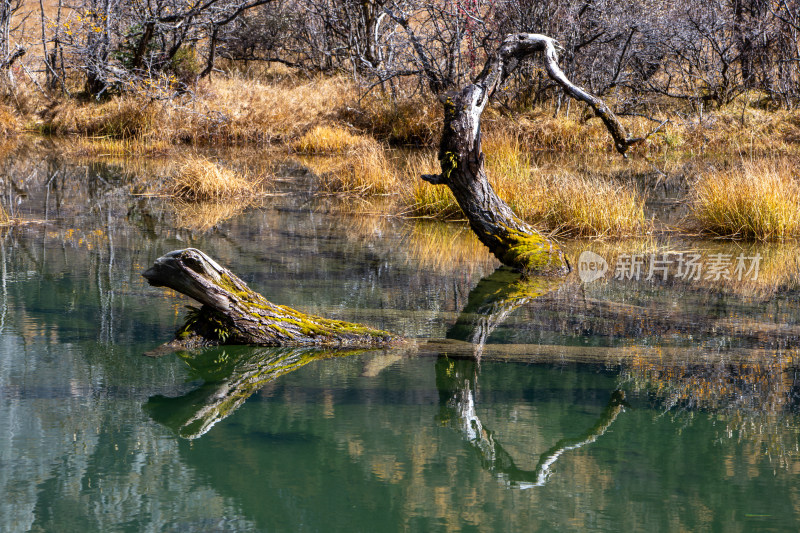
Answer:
xmin=2 ymin=143 xmax=800 ymax=532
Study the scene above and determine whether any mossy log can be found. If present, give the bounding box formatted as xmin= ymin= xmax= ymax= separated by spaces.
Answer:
xmin=143 ymin=248 xmax=397 ymax=348
xmin=423 ymin=33 xmax=642 ymax=275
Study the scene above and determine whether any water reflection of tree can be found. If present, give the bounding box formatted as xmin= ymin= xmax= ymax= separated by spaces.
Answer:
xmin=436 ymin=267 xmax=629 ymax=487
xmin=437 ymin=356 xmax=627 ymax=488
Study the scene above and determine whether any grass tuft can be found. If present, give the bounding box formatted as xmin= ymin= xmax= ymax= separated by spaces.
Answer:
xmin=300 ymin=137 xmax=399 ymax=195
xmin=292 ymin=125 xmax=371 ymax=154
xmin=165 ymin=156 xmax=258 ymax=202
xmin=401 ymin=132 xmax=646 ymax=236
xmin=691 ymin=159 xmax=800 ymax=240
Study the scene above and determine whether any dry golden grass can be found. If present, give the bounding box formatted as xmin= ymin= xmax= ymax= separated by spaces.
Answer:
xmin=292 ymin=125 xmax=372 ymax=154
xmin=690 ymin=159 xmax=800 ymax=240
xmin=170 ymin=75 xmax=358 ymax=144
xmin=401 ymin=151 xmax=463 ymax=219
xmin=0 ymin=203 xmax=10 ymax=225
xmin=39 ymin=97 xmax=158 ymax=138
xmin=0 ymin=103 xmax=21 ymax=136
xmin=299 ymin=138 xmax=400 ymax=196
xmin=164 ymin=156 xmax=259 ymax=202
xmin=512 ymin=172 xmax=647 ymax=237
xmin=401 ymin=131 xmax=646 ymax=236
xmin=33 ymin=74 xmax=358 ymax=145
xmin=342 ymin=93 xmax=440 ymax=146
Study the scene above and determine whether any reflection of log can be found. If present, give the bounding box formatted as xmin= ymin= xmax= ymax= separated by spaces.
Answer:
xmin=437 ymin=357 xmax=627 ymax=488
xmin=143 ymin=248 xmax=396 ymax=348
xmin=146 ymin=346 xmax=367 ymax=439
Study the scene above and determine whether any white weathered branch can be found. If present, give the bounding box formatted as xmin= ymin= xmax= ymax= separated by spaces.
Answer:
xmin=480 ymin=33 xmax=642 ymax=157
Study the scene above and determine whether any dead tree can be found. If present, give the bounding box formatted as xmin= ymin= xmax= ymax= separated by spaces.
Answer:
xmin=422 ymin=33 xmax=642 ymax=274
xmin=143 ymin=248 xmax=397 ymax=348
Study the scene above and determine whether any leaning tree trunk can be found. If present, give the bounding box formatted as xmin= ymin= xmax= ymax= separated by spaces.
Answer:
xmin=143 ymin=248 xmax=397 ymax=348
xmin=423 ymin=34 xmax=642 ymax=275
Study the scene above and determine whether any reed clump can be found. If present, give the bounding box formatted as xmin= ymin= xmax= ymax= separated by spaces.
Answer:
xmin=690 ymin=159 xmax=800 ymax=240
xmin=487 ymin=132 xmax=646 ymax=236
xmin=292 ymin=125 xmax=371 ymax=154
xmin=298 ymin=129 xmax=400 ymax=195
xmin=165 ymin=156 xmax=258 ymax=202
xmin=39 ymin=97 xmax=158 ymax=138
xmin=0 ymin=203 xmax=10 ymax=225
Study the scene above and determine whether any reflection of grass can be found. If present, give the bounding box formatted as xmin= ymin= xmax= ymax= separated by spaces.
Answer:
xmin=61 ymin=137 xmax=173 ymax=158
xmin=691 ymin=159 xmax=800 ymax=240
xmin=402 ymin=221 xmax=498 ymax=272
xmin=170 ymin=200 xmax=247 ymax=231
xmin=562 ymin=239 xmax=800 ymax=298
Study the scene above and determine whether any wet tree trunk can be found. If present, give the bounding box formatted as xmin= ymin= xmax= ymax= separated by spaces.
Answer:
xmin=143 ymin=248 xmax=397 ymax=348
xmin=423 ymin=33 xmax=642 ymax=274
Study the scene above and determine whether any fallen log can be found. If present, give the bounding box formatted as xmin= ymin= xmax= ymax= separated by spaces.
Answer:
xmin=143 ymin=248 xmax=398 ymax=348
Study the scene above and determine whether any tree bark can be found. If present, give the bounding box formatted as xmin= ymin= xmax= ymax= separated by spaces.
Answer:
xmin=143 ymin=248 xmax=397 ymax=348
xmin=423 ymin=33 xmax=642 ymax=275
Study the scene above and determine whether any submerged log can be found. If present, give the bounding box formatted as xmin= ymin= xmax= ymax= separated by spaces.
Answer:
xmin=423 ymin=33 xmax=642 ymax=274
xmin=143 ymin=248 xmax=397 ymax=348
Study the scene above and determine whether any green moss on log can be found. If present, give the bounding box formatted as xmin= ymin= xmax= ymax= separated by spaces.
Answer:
xmin=497 ymin=226 xmax=568 ymax=274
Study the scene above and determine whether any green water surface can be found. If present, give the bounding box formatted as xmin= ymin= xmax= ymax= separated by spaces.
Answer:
xmin=2 ymin=147 xmax=800 ymax=532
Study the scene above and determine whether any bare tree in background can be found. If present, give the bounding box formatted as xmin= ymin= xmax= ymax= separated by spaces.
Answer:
xmin=0 ymin=0 xmax=25 ymax=85
xmin=40 ymin=0 xmax=271 ymax=97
